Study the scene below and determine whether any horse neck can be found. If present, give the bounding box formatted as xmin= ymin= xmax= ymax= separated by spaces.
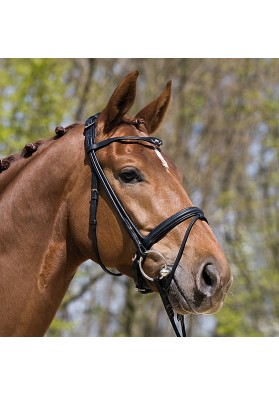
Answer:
xmin=0 ymin=124 xmax=86 ymax=336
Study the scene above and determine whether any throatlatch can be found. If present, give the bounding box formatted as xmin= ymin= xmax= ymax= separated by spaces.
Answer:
xmin=84 ymin=113 xmax=208 ymax=337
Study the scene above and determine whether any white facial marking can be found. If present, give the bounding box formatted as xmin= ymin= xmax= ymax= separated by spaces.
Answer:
xmin=155 ymin=149 xmax=169 ymax=169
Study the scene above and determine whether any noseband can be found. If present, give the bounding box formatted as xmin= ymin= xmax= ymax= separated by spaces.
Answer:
xmin=84 ymin=113 xmax=208 ymax=337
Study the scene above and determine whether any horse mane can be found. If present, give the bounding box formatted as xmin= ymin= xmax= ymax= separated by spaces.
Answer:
xmin=0 ymin=116 xmax=146 ymax=175
xmin=0 ymin=123 xmax=82 ymax=174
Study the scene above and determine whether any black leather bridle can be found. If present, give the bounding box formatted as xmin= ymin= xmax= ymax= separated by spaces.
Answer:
xmin=84 ymin=113 xmax=208 ymax=337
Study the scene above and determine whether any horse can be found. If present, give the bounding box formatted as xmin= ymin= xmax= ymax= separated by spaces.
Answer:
xmin=0 ymin=71 xmax=232 ymax=336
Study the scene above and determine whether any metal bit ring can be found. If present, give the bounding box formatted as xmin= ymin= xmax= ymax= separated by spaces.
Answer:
xmin=138 ymin=249 xmax=171 ymax=282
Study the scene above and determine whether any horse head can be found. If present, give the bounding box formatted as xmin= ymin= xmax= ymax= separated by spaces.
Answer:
xmin=76 ymin=71 xmax=232 ymax=318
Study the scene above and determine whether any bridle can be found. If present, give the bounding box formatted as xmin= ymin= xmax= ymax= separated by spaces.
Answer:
xmin=84 ymin=113 xmax=208 ymax=337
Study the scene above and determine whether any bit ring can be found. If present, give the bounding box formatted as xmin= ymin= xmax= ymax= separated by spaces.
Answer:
xmin=138 ymin=249 xmax=171 ymax=282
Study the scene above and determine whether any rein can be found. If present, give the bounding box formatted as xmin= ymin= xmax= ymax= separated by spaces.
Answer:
xmin=84 ymin=113 xmax=208 ymax=337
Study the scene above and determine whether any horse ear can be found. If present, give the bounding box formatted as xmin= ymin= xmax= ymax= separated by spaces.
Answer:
xmin=98 ymin=71 xmax=139 ymax=133
xmin=135 ymin=80 xmax=172 ymax=134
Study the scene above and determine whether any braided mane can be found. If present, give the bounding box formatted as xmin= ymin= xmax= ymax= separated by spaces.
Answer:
xmin=0 ymin=123 xmax=82 ymax=174
xmin=0 ymin=117 xmax=146 ymax=174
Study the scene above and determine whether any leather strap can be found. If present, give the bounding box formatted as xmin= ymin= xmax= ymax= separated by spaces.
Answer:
xmin=143 ymin=207 xmax=207 ymax=249
xmin=154 ymin=277 xmax=186 ymax=337
xmin=85 ymin=136 xmax=162 ymax=153
xmin=85 ymin=115 xmax=122 ymax=276
xmin=132 ymin=255 xmax=153 ymax=294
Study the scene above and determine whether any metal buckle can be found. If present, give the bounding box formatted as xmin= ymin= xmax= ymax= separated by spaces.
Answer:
xmin=136 ymin=287 xmax=150 ymax=294
xmin=84 ymin=113 xmax=100 ymax=130
xmin=150 ymin=137 xmax=163 ymax=147
xmin=84 ymin=120 xmax=96 ymax=130
xmin=91 ymin=188 xmax=98 ymax=200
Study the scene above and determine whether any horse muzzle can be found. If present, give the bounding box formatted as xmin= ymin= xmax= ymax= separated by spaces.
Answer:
xmin=168 ymin=260 xmax=233 ymax=315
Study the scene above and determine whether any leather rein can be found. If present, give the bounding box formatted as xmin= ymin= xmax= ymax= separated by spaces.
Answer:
xmin=84 ymin=113 xmax=208 ymax=337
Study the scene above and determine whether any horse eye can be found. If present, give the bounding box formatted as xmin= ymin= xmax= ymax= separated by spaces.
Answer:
xmin=119 ymin=168 xmax=143 ymax=184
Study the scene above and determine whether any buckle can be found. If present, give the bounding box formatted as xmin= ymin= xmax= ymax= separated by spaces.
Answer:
xmin=150 ymin=137 xmax=163 ymax=147
xmin=84 ymin=119 xmax=96 ymax=130
xmin=84 ymin=113 xmax=100 ymax=130
xmin=136 ymin=287 xmax=153 ymax=294
xmin=91 ymin=189 xmax=98 ymax=200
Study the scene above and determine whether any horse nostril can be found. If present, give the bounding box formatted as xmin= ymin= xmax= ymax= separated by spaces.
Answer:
xmin=202 ymin=264 xmax=215 ymax=286
xmin=198 ymin=263 xmax=220 ymax=296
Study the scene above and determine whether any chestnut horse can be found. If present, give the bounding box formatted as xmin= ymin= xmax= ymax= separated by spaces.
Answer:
xmin=0 ymin=71 xmax=232 ymax=336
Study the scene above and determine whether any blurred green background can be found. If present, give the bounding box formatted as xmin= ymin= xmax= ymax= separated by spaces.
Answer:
xmin=0 ymin=59 xmax=278 ymax=336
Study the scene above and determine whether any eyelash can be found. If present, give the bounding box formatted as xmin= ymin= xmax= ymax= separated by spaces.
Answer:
xmin=119 ymin=168 xmax=144 ymax=184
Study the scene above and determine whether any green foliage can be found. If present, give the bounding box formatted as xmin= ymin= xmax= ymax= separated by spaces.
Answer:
xmin=0 ymin=59 xmax=75 ymax=153
xmin=47 ymin=318 xmax=75 ymax=337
